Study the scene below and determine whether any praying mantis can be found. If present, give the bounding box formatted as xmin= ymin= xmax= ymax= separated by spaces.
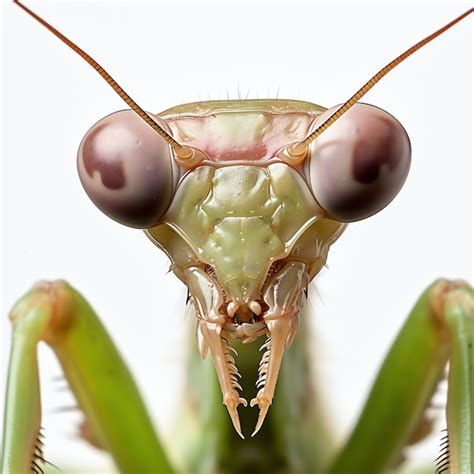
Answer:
xmin=1 ymin=1 xmax=473 ymax=473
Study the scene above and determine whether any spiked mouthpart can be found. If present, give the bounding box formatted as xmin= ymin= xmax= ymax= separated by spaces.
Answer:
xmin=186 ymin=260 xmax=307 ymax=437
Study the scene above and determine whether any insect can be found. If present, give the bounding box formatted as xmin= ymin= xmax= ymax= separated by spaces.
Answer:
xmin=1 ymin=0 xmax=469 ymax=474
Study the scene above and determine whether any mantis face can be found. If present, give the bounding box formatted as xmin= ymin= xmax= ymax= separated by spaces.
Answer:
xmin=77 ymin=99 xmax=410 ymax=436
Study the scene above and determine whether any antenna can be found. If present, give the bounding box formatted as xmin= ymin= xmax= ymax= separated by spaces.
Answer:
xmin=14 ymin=0 xmax=194 ymax=160
xmin=287 ymin=8 xmax=473 ymax=159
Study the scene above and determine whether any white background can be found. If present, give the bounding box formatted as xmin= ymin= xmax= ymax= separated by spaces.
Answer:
xmin=1 ymin=1 xmax=472 ymax=472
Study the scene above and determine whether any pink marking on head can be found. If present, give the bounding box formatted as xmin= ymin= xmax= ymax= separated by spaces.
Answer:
xmin=167 ymin=112 xmax=316 ymax=163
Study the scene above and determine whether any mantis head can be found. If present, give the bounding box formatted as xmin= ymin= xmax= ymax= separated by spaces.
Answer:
xmin=75 ymin=99 xmax=410 ymax=436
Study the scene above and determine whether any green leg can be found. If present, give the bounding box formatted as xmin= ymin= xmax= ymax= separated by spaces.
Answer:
xmin=1 ymin=280 xmax=175 ymax=474
xmin=327 ymin=279 xmax=473 ymax=474
xmin=444 ymin=286 xmax=473 ymax=473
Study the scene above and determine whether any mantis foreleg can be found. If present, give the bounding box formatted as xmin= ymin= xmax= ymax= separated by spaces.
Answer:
xmin=1 ymin=281 xmax=175 ymax=473
xmin=328 ymin=279 xmax=473 ymax=473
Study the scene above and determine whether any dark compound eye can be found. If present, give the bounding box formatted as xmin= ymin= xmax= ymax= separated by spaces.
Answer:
xmin=77 ymin=110 xmax=178 ymax=228
xmin=304 ymin=103 xmax=411 ymax=222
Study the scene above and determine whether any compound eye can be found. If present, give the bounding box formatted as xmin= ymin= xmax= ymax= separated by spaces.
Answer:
xmin=304 ymin=103 xmax=411 ymax=222
xmin=77 ymin=110 xmax=177 ymax=228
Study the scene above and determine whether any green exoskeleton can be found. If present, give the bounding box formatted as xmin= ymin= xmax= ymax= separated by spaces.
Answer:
xmin=2 ymin=2 xmax=472 ymax=473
